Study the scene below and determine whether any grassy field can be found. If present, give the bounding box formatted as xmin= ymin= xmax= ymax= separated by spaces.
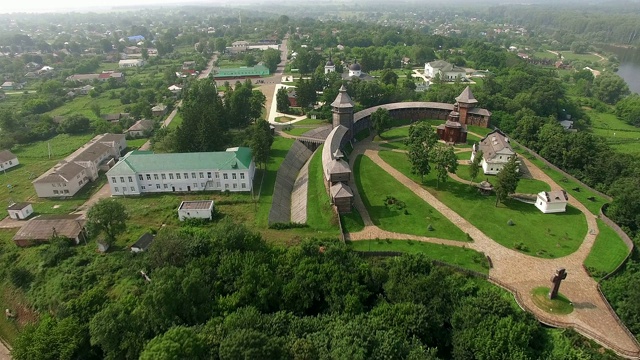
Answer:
xmin=559 ymin=51 xmax=602 ymax=63
xmin=254 ymin=136 xmax=294 ymax=229
xmin=354 ymin=155 xmax=468 ymax=241
xmin=583 ymin=220 xmax=631 ymax=279
xmin=587 ymin=110 xmax=640 ymax=155
xmin=454 ymin=164 xmax=551 ymax=194
xmin=341 ymin=209 xmax=365 ymax=233
xmin=294 ymin=118 xmax=329 ymax=126
xmin=378 ymin=150 xmax=587 ymax=258
xmin=379 ymin=140 xmax=407 ymax=151
xmin=348 ymin=239 xmax=489 ymax=274
xmin=531 ymin=287 xmax=574 ymax=315
xmin=305 ymin=147 xmax=341 ymax=236
xmin=166 ymin=111 xmax=183 ymax=129
xmin=523 ymin=154 xmax=608 ymax=215
xmin=0 ymin=134 xmax=106 ymax=215
xmin=467 ymin=125 xmax=493 ymax=137
xmin=283 ymin=127 xmax=319 ymax=136
xmin=48 ymin=93 xmax=126 ymax=119
xmin=126 ymin=138 xmax=148 ymax=149
xmin=533 ymin=51 xmax=560 ymax=60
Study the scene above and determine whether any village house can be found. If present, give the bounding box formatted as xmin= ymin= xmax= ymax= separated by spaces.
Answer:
xmin=0 ymin=150 xmax=19 ymax=171
xmin=470 ymin=130 xmax=517 ymax=175
xmin=424 ymin=60 xmax=466 ymax=81
xmin=213 ymin=64 xmax=270 ymax=79
xmin=119 ymin=59 xmax=145 ymax=68
xmin=67 ymin=72 xmax=124 ymax=83
xmin=131 ymin=233 xmax=154 ymax=253
xmin=33 ymin=134 xmax=126 ymax=198
xmin=182 ymin=61 xmax=196 ymax=70
xmin=106 ymin=147 xmax=255 ymax=195
xmin=126 ymin=119 xmax=155 ymax=138
xmin=151 ymin=104 xmax=167 ymax=117
xmin=342 ymin=60 xmax=375 ymax=81
xmin=227 ymin=40 xmax=249 ymax=53
xmin=535 ymin=190 xmax=569 ymax=213
xmin=1 ymin=82 xmax=22 ymax=91
xmin=168 ymin=84 xmax=182 ymax=95
xmin=178 ymin=200 xmax=215 ymax=221
xmin=12 ymin=214 xmax=86 ymax=247
xmin=7 ymin=203 xmax=33 ymax=220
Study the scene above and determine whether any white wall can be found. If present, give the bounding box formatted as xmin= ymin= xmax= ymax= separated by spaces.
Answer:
xmin=535 ymin=198 xmax=567 ymax=214
xmin=178 ymin=208 xmax=212 ymax=221
xmin=0 ymin=157 xmax=19 ymax=171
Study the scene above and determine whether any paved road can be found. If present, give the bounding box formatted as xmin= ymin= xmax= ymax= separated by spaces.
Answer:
xmin=346 ymin=137 xmax=640 ymax=357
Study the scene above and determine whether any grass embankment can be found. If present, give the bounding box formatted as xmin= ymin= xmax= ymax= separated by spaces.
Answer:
xmin=587 ymin=110 xmax=640 ymax=156
xmin=378 ymin=151 xmax=587 ymax=258
xmin=454 ymin=164 xmax=551 ymax=194
xmin=0 ymin=134 xmax=106 ymax=215
xmin=275 ymin=116 xmax=295 ymax=123
xmin=305 ymin=147 xmax=341 ymax=235
xmin=348 ymin=239 xmax=489 ymax=274
xmin=283 ymin=127 xmax=319 ymax=136
xmin=583 ymin=219 xmax=631 ymax=280
xmin=531 ymin=287 xmax=574 ymax=315
xmin=353 ymin=155 xmax=468 ymax=241
xmin=341 ymin=209 xmax=365 ymax=233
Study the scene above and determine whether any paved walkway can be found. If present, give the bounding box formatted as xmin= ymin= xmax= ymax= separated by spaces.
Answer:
xmin=347 ymin=138 xmax=640 ymax=358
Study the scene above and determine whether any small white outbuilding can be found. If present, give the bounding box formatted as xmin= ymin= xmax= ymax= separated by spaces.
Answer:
xmin=178 ymin=200 xmax=214 ymax=221
xmin=535 ymin=190 xmax=569 ymax=214
xmin=7 ymin=203 xmax=33 ymax=220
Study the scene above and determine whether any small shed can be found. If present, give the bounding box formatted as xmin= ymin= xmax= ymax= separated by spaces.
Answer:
xmin=131 ymin=233 xmax=154 ymax=253
xmin=535 ymin=190 xmax=569 ymax=214
xmin=97 ymin=240 xmax=110 ymax=253
xmin=178 ymin=200 xmax=214 ymax=221
xmin=12 ymin=215 xmax=86 ymax=247
xmin=330 ymin=182 xmax=354 ymax=213
xmin=7 ymin=202 xmax=33 ymax=220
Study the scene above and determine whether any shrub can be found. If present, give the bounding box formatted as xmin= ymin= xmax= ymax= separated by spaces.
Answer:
xmin=427 ymin=224 xmax=434 ymax=231
xmin=507 ymin=219 xmax=515 ymax=226
xmin=268 ymin=222 xmax=308 ymax=230
xmin=514 ymin=242 xmax=529 ymax=252
xmin=9 ymin=267 xmax=34 ymax=290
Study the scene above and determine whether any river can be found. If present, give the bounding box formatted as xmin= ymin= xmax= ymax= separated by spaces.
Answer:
xmin=600 ymin=44 xmax=640 ymax=94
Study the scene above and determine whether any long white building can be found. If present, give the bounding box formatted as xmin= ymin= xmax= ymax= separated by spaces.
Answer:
xmin=106 ymin=147 xmax=255 ymax=195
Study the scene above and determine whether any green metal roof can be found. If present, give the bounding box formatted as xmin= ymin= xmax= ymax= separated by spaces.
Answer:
xmin=213 ymin=64 xmax=270 ymax=78
xmin=108 ymin=148 xmax=253 ymax=175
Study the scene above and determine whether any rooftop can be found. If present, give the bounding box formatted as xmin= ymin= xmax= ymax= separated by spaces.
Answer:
xmin=179 ymin=200 xmax=214 ymax=210
xmin=331 ymin=85 xmax=354 ymax=108
xmin=0 ymin=150 xmax=17 ymax=163
xmin=539 ymin=190 xmax=569 ymax=203
xmin=13 ymin=214 xmax=85 ymax=242
xmin=7 ymin=202 xmax=31 ymax=211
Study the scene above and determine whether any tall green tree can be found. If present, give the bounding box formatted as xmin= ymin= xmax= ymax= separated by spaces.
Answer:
xmin=295 ymin=78 xmax=317 ymax=110
xmin=430 ymin=143 xmax=458 ymax=188
xmin=469 ymin=150 xmax=483 ymax=185
xmin=87 ymin=199 xmax=128 ymax=246
xmin=405 ymin=122 xmax=439 ymax=182
xmin=592 ymin=72 xmax=630 ymax=105
xmin=251 ymin=120 xmax=274 ymax=170
xmin=140 ymin=326 xmax=207 ymax=360
xmin=249 ymin=87 xmax=266 ymax=122
xmin=176 ymin=79 xmax=227 ymax=152
xmin=276 ymin=87 xmax=290 ymax=113
xmin=371 ymin=108 xmax=392 ymax=136
xmin=494 ymin=157 xmax=521 ymax=207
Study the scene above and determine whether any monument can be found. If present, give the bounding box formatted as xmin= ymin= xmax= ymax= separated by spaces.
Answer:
xmin=549 ymin=268 xmax=567 ymax=299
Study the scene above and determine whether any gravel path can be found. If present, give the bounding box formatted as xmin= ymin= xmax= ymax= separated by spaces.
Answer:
xmin=347 ymin=138 xmax=640 ymax=357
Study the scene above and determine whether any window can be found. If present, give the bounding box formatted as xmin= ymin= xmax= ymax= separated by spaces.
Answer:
xmin=242 ymin=183 xmax=246 ymax=189
xmin=169 ymin=173 xmax=174 ymax=180
xmin=120 ymin=177 xmax=125 ymax=183
xmin=131 ymin=187 xmax=135 ymax=192
xmin=207 ymin=172 xmax=212 ymax=179
xmin=141 ymin=186 xmax=146 ymax=190
xmin=128 ymin=176 xmax=133 ymax=182
xmin=201 ymin=183 xmax=205 ymax=188
xmin=233 ymin=183 xmax=237 ymax=189
xmin=53 ymin=190 xmax=59 ymax=194
xmin=156 ymin=184 xmax=161 ymax=189
xmin=161 ymin=174 xmax=166 ymax=180
xmin=163 ymin=184 xmax=168 ymax=189
xmin=225 ymin=184 xmax=229 ymax=189
xmin=176 ymin=173 xmax=181 ymax=179
xmin=199 ymin=172 xmax=204 ymax=178
xmin=154 ymin=174 xmax=159 ymax=180
xmin=64 ymin=190 xmax=69 ymax=194
xmin=183 ymin=173 xmax=188 ymax=179
xmin=240 ymin=173 xmax=245 ymax=180
xmin=191 ymin=172 xmax=196 ymax=179
xmin=193 ymin=183 xmax=198 ymax=188
xmin=114 ymin=187 xmax=119 ymax=192
xmin=138 ymin=174 xmax=143 ymax=181
xmin=216 ymin=182 xmax=220 ymax=187
xmin=146 ymin=174 xmax=151 ymax=181
xmin=215 ymin=172 xmax=219 ymax=179
xmin=232 ymin=173 xmax=237 ymax=180
xmin=111 ymin=177 xmax=117 ymax=183
xmin=8 ymin=161 xmax=11 ymax=165
xmin=223 ymin=173 xmax=228 ymax=180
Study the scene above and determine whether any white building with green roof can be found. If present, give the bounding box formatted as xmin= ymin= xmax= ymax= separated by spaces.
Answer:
xmin=106 ymin=147 xmax=254 ymax=195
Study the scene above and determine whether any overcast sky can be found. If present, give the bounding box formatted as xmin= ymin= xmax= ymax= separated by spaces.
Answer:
xmin=1 ymin=0 xmax=196 ymax=13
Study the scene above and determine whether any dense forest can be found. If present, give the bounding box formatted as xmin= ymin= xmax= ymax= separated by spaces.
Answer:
xmin=3 ymin=222 xmax=621 ymax=360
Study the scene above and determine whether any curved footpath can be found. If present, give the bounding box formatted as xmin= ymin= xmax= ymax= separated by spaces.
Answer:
xmin=346 ymin=137 xmax=640 ymax=358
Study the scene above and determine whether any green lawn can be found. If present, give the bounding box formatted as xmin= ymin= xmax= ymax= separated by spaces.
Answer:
xmin=583 ymin=219 xmax=631 ymax=279
xmin=379 ymin=126 xmax=410 ymax=141
xmin=587 ymin=110 xmax=640 ymax=155
xmin=284 ymin=127 xmax=317 ymax=136
xmin=559 ymin=51 xmax=602 ymax=63
xmin=353 ymin=155 xmax=468 ymax=241
xmin=341 ymin=209 xmax=365 ymax=233
xmin=533 ymin=51 xmax=560 ymax=60
xmin=255 ymin=136 xmax=294 ymax=228
xmin=167 ymin=111 xmax=183 ymax=129
xmin=531 ymin=287 xmax=574 ymax=315
xmin=467 ymin=125 xmax=493 ymax=137
xmin=523 ymin=154 xmax=608 ymax=215
xmin=275 ymin=116 xmax=295 ymax=123
xmin=348 ymin=239 xmax=489 ymax=274
xmin=306 ymin=147 xmax=341 ymax=235
xmin=48 ymin=93 xmax=126 ymax=119
xmin=0 ymin=134 xmax=105 ymax=215
xmin=456 ymin=151 xmax=471 ymax=161
xmin=379 ymin=140 xmax=407 ymax=151
xmin=454 ymin=164 xmax=550 ymax=194
xmin=294 ymin=118 xmax=329 ymax=126
xmin=378 ymin=150 xmax=587 ymax=258
xmin=126 ymin=138 xmax=148 ymax=149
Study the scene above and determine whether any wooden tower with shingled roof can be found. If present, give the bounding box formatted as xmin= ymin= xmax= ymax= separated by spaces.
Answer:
xmin=331 ymin=85 xmax=355 ymax=140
